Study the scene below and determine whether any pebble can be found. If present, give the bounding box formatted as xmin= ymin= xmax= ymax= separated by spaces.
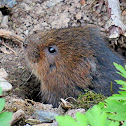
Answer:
xmin=0 ymin=68 xmax=8 ymax=78
xmin=1 ymin=16 xmax=8 ymax=29
xmin=66 ymin=108 xmax=85 ymax=118
xmin=0 ymin=11 xmax=3 ymax=24
xmin=51 ymin=13 xmax=70 ymax=29
xmin=0 ymin=77 xmax=12 ymax=91
xmin=76 ymin=12 xmax=82 ymax=20
xmin=24 ymin=124 xmax=32 ymax=126
xmin=33 ymin=24 xmax=44 ymax=31
xmin=34 ymin=111 xmax=59 ymax=123
xmin=24 ymin=30 xmax=29 ymax=36
xmin=50 ymin=121 xmax=58 ymax=126
xmin=46 ymin=0 xmax=63 ymax=8
xmin=41 ymin=22 xmax=48 ymax=27
xmin=20 ymin=3 xmax=31 ymax=11
xmin=0 ymin=0 xmax=17 ymax=8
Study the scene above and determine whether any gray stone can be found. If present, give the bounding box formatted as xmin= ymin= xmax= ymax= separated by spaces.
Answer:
xmin=1 ymin=15 xmax=8 ymax=29
xmin=0 ymin=68 xmax=8 ymax=79
xmin=46 ymin=0 xmax=63 ymax=8
xmin=0 ymin=77 xmax=12 ymax=91
xmin=34 ymin=111 xmax=59 ymax=123
xmin=0 ymin=11 xmax=3 ymax=24
xmin=66 ymin=108 xmax=85 ymax=118
xmin=51 ymin=13 xmax=70 ymax=29
xmin=76 ymin=12 xmax=82 ymax=20
xmin=0 ymin=0 xmax=17 ymax=8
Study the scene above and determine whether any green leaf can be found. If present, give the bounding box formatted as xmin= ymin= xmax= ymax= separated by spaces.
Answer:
xmin=98 ymin=102 xmax=105 ymax=109
xmin=108 ymin=91 xmax=126 ymax=100
xmin=120 ymin=85 xmax=126 ymax=91
xmin=115 ymin=80 xmax=126 ymax=86
xmin=113 ymin=62 xmax=126 ymax=78
xmin=76 ymin=112 xmax=87 ymax=126
xmin=114 ymin=80 xmax=126 ymax=91
xmin=105 ymin=120 xmax=119 ymax=126
xmin=0 ymin=112 xmax=12 ymax=126
xmin=0 ymin=98 xmax=5 ymax=112
xmin=56 ymin=115 xmax=77 ymax=126
xmin=86 ymin=105 xmax=108 ymax=126
xmin=103 ymin=99 xmax=126 ymax=121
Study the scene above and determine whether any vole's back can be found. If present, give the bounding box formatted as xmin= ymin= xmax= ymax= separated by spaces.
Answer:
xmin=85 ymin=27 xmax=125 ymax=95
xmin=24 ymin=25 xmax=125 ymax=107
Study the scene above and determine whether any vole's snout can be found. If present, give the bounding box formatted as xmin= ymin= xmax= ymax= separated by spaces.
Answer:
xmin=44 ymin=45 xmax=59 ymax=71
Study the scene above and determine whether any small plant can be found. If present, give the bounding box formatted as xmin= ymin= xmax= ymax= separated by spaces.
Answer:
xmin=0 ymin=87 xmax=12 ymax=126
xmin=56 ymin=62 xmax=126 ymax=126
xmin=75 ymin=90 xmax=106 ymax=110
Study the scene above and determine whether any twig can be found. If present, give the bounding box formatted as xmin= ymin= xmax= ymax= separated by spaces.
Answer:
xmin=2 ymin=42 xmax=17 ymax=55
xmin=60 ymin=98 xmax=74 ymax=109
xmin=65 ymin=97 xmax=78 ymax=102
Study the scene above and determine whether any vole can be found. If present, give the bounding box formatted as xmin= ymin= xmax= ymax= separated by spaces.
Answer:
xmin=24 ymin=25 xmax=125 ymax=107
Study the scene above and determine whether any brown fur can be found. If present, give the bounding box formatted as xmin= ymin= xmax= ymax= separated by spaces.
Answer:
xmin=24 ymin=25 xmax=124 ymax=107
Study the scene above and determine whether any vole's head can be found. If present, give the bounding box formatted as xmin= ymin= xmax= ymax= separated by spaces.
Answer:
xmin=24 ymin=28 xmax=93 ymax=106
xmin=24 ymin=31 xmax=61 ymax=78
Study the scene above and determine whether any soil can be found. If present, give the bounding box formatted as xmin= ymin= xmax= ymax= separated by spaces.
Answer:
xmin=0 ymin=0 xmax=126 ymax=125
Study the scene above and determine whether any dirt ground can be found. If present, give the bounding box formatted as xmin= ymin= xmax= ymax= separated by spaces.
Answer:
xmin=0 ymin=0 xmax=126 ymax=125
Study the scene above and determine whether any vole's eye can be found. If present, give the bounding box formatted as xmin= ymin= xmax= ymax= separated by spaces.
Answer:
xmin=48 ymin=47 xmax=56 ymax=53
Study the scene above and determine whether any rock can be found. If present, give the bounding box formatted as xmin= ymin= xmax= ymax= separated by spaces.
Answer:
xmin=20 ymin=3 xmax=31 ymax=11
xmin=24 ymin=124 xmax=32 ymax=126
xmin=34 ymin=111 xmax=59 ymax=123
xmin=1 ymin=15 xmax=8 ymax=29
xmin=80 ymin=0 xmax=86 ymax=6
xmin=51 ymin=13 xmax=70 ymax=29
xmin=25 ymin=119 xmax=41 ymax=125
xmin=76 ymin=12 xmax=82 ymax=20
xmin=0 ymin=11 xmax=3 ymax=24
xmin=0 ymin=0 xmax=17 ymax=8
xmin=41 ymin=22 xmax=48 ymax=27
xmin=46 ymin=0 xmax=63 ymax=8
xmin=50 ymin=121 xmax=58 ymax=126
xmin=0 ymin=77 xmax=12 ymax=91
xmin=66 ymin=108 xmax=85 ymax=118
xmin=72 ymin=23 xmax=78 ymax=27
xmin=0 ymin=68 xmax=8 ymax=78
xmin=24 ymin=30 xmax=29 ymax=36
xmin=33 ymin=24 xmax=44 ymax=32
